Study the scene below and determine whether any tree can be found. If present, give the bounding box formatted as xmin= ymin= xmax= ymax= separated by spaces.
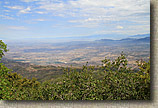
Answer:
xmin=0 ymin=40 xmax=11 ymax=100
xmin=0 ymin=40 xmax=8 ymax=60
xmin=0 ymin=40 xmax=42 ymax=100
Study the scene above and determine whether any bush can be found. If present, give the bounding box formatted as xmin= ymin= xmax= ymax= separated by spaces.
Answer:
xmin=48 ymin=53 xmax=150 ymax=100
xmin=0 ymin=40 xmax=150 ymax=100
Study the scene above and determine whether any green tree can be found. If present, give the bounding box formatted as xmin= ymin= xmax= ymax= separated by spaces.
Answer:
xmin=0 ymin=40 xmax=12 ymax=100
xmin=0 ymin=40 xmax=8 ymax=59
xmin=0 ymin=40 xmax=42 ymax=100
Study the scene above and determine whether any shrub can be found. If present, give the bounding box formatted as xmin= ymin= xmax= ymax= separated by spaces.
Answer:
xmin=0 ymin=40 xmax=150 ymax=100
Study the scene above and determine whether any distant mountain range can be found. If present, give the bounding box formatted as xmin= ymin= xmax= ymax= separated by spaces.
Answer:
xmin=41 ymin=33 xmax=150 ymax=42
xmin=3 ymin=34 xmax=150 ymax=45
xmin=98 ymin=36 xmax=150 ymax=42
xmin=51 ymin=36 xmax=150 ymax=50
xmin=89 ymin=36 xmax=150 ymax=46
xmin=129 ymin=34 xmax=150 ymax=38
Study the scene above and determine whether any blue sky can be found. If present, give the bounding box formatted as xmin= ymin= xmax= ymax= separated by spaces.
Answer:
xmin=0 ymin=0 xmax=150 ymax=40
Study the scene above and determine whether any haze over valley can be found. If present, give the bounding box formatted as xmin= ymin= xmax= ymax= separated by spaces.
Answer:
xmin=3 ymin=34 xmax=150 ymax=68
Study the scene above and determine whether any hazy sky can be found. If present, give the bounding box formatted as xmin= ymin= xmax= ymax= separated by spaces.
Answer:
xmin=0 ymin=0 xmax=150 ymax=39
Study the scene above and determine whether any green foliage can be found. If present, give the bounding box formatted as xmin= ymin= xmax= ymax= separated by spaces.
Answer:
xmin=0 ymin=40 xmax=10 ymax=100
xmin=0 ymin=40 xmax=150 ymax=100
xmin=0 ymin=40 xmax=8 ymax=60
xmin=0 ymin=64 xmax=12 ymax=100
xmin=47 ymin=53 xmax=150 ymax=100
xmin=136 ymin=59 xmax=150 ymax=74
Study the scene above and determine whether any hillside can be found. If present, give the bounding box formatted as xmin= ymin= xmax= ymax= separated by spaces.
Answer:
xmin=1 ymin=58 xmax=62 ymax=82
xmin=1 ymin=58 xmax=82 ymax=82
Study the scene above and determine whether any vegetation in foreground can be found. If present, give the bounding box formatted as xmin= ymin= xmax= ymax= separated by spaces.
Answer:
xmin=0 ymin=40 xmax=150 ymax=100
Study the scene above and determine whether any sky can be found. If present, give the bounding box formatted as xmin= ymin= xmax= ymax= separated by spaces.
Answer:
xmin=0 ymin=0 xmax=150 ymax=40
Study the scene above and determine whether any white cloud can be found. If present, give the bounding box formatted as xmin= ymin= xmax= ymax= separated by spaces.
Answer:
xmin=3 ymin=10 xmax=10 ymax=12
xmin=38 ymin=1 xmax=65 ymax=11
xmin=4 ymin=5 xmax=24 ymax=10
xmin=8 ymin=26 xmax=28 ymax=30
xmin=4 ymin=0 xmax=150 ymax=22
xmin=1 ymin=0 xmax=149 ymax=35
xmin=20 ymin=0 xmax=38 ymax=2
xmin=34 ymin=19 xmax=46 ymax=21
xmin=114 ymin=25 xmax=150 ymax=35
xmin=0 ymin=15 xmax=14 ymax=20
xmin=35 ymin=11 xmax=47 ymax=14
xmin=73 ymin=23 xmax=99 ymax=28
xmin=19 ymin=7 xmax=31 ymax=14
xmin=116 ymin=26 xmax=124 ymax=29
xmin=33 ymin=0 xmax=149 ymax=25
xmin=71 ymin=0 xmax=149 ymax=20
xmin=4 ymin=2 xmax=9 ymax=4
xmin=94 ymin=30 xmax=123 ymax=35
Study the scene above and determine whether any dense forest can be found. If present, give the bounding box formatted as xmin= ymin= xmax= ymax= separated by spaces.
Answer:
xmin=0 ymin=40 xmax=150 ymax=100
